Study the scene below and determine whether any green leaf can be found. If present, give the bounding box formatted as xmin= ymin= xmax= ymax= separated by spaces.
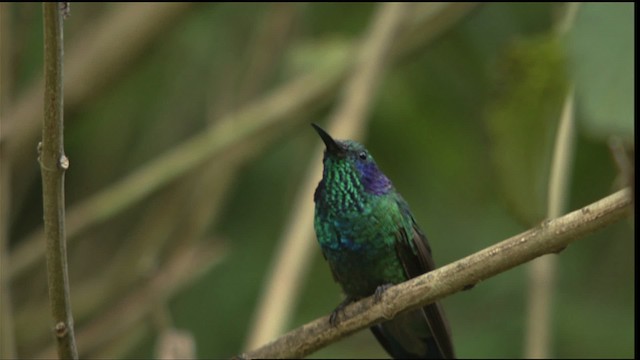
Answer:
xmin=567 ymin=3 xmax=634 ymax=140
xmin=485 ymin=34 xmax=569 ymax=226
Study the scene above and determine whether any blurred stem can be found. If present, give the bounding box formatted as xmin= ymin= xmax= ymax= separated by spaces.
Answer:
xmin=10 ymin=62 xmax=345 ymax=280
xmin=154 ymin=325 xmax=197 ymax=360
xmin=15 ymin=18 xmax=308 ymax=347
xmin=0 ymin=2 xmax=17 ymax=358
xmin=236 ymin=3 xmax=298 ymax=108
xmin=36 ymin=240 xmax=225 ymax=359
xmin=0 ymin=149 xmax=16 ymax=360
xmin=4 ymin=3 xmax=193 ymax=209
xmin=524 ymin=5 xmax=580 ymax=357
xmin=9 ymin=2 xmax=479 ymax=283
xmin=0 ymin=152 xmax=16 ymax=360
xmin=547 ymin=89 xmax=575 ymax=228
xmin=389 ymin=2 xmax=479 ymax=65
xmin=208 ymin=4 xmax=298 ymax=118
xmin=90 ymin=321 xmax=151 ymax=360
xmin=240 ymin=188 xmax=633 ymax=359
xmin=69 ymin=8 xmax=295 ymax=355
xmin=553 ymin=2 xmax=581 ymax=36
xmin=41 ymin=3 xmax=78 ymax=359
xmin=244 ymin=2 xmax=411 ymax=350
xmin=525 ymin=88 xmax=575 ymax=358
xmin=14 ymin=135 xmax=282 ymax=353
xmin=608 ymin=137 xmax=634 ymax=194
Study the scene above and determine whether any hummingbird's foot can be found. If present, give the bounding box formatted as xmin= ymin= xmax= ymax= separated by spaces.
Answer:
xmin=463 ymin=283 xmax=476 ymax=291
xmin=373 ymin=283 xmax=393 ymax=303
xmin=329 ymin=296 xmax=355 ymax=326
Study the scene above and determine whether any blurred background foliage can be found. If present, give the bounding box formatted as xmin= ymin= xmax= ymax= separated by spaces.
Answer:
xmin=0 ymin=2 xmax=633 ymax=359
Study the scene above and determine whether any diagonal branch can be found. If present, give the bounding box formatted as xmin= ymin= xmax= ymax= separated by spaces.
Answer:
xmin=9 ymin=63 xmax=345 ymax=280
xmin=9 ymin=3 xmax=479 ymax=283
xmin=3 ymin=3 xmax=193 ymax=145
xmin=239 ymin=188 xmax=633 ymax=359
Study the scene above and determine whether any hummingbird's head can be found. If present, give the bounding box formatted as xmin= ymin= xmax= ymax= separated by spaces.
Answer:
xmin=311 ymin=123 xmax=392 ymax=196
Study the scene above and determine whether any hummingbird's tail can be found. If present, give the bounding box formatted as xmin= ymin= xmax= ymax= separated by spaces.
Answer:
xmin=370 ymin=302 xmax=455 ymax=359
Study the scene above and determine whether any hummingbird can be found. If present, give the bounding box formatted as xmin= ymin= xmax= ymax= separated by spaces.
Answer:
xmin=311 ymin=123 xmax=455 ymax=359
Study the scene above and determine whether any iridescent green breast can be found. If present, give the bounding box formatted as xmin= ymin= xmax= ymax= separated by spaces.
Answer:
xmin=314 ymin=191 xmax=413 ymax=297
xmin=312 ymin=136 xmax=416 ymax=297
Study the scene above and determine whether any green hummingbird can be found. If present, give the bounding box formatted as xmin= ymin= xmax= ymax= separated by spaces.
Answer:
xmin=312 ymin=123 xmax=455 ymax=359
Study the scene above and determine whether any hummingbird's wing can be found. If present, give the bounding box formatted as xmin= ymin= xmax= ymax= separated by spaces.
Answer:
xmin=370 ymin=198 xmax=455 ymax=359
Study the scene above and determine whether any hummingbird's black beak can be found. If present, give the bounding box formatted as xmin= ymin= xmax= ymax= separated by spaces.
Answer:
xmin=311 ymin=123 xmax=343 ymax=156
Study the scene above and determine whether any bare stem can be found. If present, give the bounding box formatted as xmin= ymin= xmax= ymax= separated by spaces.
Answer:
xmin=0 ymin=158 xmax=16 ymax=359
xmin=41 ymin=2 xmax=78 ymax=359
xmin=240 ymin=188 xmax=633 ymax=359
xmin=525 ymin=88 xmax=576 ymax=358
xmin=0 ymin=3 xmax=18 ymax=357
xmin=524 ymin=5 xmax=581 ymax=355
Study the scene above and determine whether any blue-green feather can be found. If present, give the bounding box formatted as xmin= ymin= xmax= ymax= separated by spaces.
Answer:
xmin=312 ymin=124 xmax=455 ymax=359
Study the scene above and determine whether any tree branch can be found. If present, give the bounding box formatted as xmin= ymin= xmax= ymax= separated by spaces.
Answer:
xmin=41 ymin=2 xmax=78 ymax=359
xmin=239 ymin=188 xmax=633 ymax=359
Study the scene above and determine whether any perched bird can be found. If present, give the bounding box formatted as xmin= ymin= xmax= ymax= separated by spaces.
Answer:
xmin=311 ymin=123 xmax=455 ymax=359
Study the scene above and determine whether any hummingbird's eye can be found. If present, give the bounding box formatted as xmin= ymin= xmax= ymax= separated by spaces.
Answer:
xmin=358 ymin=151 xmax=367 ymax=160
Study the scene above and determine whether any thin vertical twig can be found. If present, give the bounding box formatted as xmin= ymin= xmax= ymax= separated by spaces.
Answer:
xmin=0 ymin=155 xmax=16 ymax=360
xmin=0 ymin=3 xmax=18 ymax=358
xmin=524 ymin=4 xmax=580 ymax=357
xmin=41 ymin=2 xmax=78 ymax=359
xmin=524 ymin=88 xmax=575 ymax=358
